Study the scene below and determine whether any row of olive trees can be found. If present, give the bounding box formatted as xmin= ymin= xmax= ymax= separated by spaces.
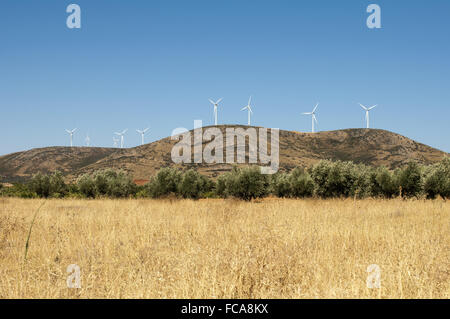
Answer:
xmin=143 ymin=159 xmax=449 ymax=200
xmin=1 ymin=158 xmax=448 ymax=200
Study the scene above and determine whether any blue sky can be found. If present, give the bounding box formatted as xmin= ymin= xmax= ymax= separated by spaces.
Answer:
xmin=1 ymin=0 xmax=449 ymax=155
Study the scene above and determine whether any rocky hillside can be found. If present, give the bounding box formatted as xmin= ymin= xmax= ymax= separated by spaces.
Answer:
xmin=0 ymin=127 xmax=447 ymax=182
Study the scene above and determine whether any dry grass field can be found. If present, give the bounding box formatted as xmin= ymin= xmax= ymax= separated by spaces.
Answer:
xmin=0 ymin=197 xmax=448 ymax=299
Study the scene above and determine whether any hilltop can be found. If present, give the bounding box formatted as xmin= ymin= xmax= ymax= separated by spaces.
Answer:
xmin=0 ymin=127 xmax=447 ymax=183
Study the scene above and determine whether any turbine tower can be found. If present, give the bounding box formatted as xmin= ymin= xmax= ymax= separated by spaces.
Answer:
xmin=241 ymin=96 xmax=253 ymax=126
xmin=302 ymin=103 xmax=319 ymax=133
xmin=113 ymin=137 xmax=119 ymax=148
xmin=65 ymin=128 xmax=77 ymax=147
xmin=136 ymin=127 xmax=150 ymax=146
xmin=359 ymin=103 xmax=377 ymax=128
xmin=85 ymin=133 xmax=90 ymax=147
xmin=209 ymin=98 xmax=223 ymax=125
xmin=114 ymin=129 xmax=128 ymax=148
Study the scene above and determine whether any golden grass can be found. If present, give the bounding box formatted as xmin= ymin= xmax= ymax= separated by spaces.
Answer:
xmin=0 ymin=197 xmax=448 ymax=299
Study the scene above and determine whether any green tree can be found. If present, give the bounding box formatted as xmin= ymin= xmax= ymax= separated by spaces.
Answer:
xmin=147 ymin=167 xmax=182 ymax=198
xmin=270 ymin=172 xmax=292 ymax=198
xmin=77 ymin=174 xmax=96 ymax=198
xmin=225 ymin=166 xmax=269 ymax=201
xmin=177 ymin=169 xmax=212 ymax=199
xmin=289 ymin=168 xmax=315 ymax=198
xmin=397 ymin=162 xmax=424 ymax=198
xmin=424 ymin=157 xmax=450 ymax=199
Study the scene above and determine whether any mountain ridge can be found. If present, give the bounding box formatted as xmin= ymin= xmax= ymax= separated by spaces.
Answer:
xmin=0 ymin=127 xmax=447 ymax=183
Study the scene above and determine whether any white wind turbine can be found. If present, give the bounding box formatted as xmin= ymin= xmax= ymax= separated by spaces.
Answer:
xmin=65 ymin=128 xmax=77 ymax=147
xmin=241 ymin=96 xmax=253 ymax=126
xmin=114 ymin=129 xmax=128 ymax=148
xmin=85 ymin=133 xmax=91 ymax=147
xmin=113 ymin=137 xmax=119 ymax=148
xmin=359 ymin=103 xmax=377 ymax=128
xmin=136 ymin=127 xmax=150 ymax=146
xmin=302 ymin=103 xmax=319 ymax=133
xmin=209 ymin=98 xmax=223 ymax=125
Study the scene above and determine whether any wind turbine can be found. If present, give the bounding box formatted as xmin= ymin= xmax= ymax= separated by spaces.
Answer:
xmin=114 ymin=129 xmax=128 ymax=148
xmin=359 ymin=103 xmax=377 ymax=128
xmin=113 ymin=137 xmax=119 ymax=148
xmin=209 ymin=98 xmax=223 ymax=125
xmin=85 ymin=133 xmax=90 ymax=147
xmin=65 ymin=128 xmax=77 ymax=147
xmin=302 ymin=103 xmax=319 ymax=133
xmin=136 ymin=127 xmax=150 ymax=146
xmin=241 ymin=96 xmax=253 ymax=126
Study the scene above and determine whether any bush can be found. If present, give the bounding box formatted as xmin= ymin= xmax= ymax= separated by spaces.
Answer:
xmin=223 ymin=166 xmax=269 ymax=200
xmin=289 ymin=168 xmax=315 ymax=198
xmin=76 ymin=169 xmax=137 ymax=198
xmin=270 ymin=172 xmax=292 ymax=198
xmin=215 ymin=174 xmax=228 ymax=197
xmin=2 ymin=183 xmax=36 ymax=198
xmin=177 ymin=169 xmax=212 ymax=199
xmin=372 ymin=166 xmax=398 ymax=198
xmin=424 ymin=157 xmax=450 ymax=199
xmin=29 ymin=171 xmax=67 ymax=198
xmin=147 ymin=167 xmax=182 ymax=198
xmin=96 ymin=169 xmax=136 ymax=198
xmin=77 ymin=174 xmax=96 ymax=198
xmin=310 ymin=160 xmax=355 ymax=198
xmin=397 ymin=162 xmax=424 ymax=198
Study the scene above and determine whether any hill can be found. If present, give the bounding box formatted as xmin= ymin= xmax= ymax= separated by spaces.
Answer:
xmin=0 ymin=147 xmax=117 ymax=183
xmin=0 ymin=127 xmax=447 ymax=182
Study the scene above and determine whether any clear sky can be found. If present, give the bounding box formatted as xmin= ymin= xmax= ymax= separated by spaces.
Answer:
xmin=1 ymin=0 xmax=449 ymax=155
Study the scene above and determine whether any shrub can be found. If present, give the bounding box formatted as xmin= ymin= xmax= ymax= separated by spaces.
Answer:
xmin=29 ymin=173 xmax=51 ymax=198
xmin=215 ymin=174 xmax=228 ymax=197
xmin=289 ymin=168 xmax=315 ymax=198
xmin=270 ymin=172 xmax=292 ymax=198
xmin=49 ymin=171 xmax=68 ymax=198
xmin=77 ymin=174 xmax=96 ymax=198
xmin=310 ymin=160 xmax=358 ymax=198
xmin=424 ymin=157 xmax=450 ymax=199
xmin=397 ymin=162 xmax=424 ymax=198
xmin=224 ymin=166 xmax=269 ymax=200
xmin=4 ymin=183 xmax=37 ymax=198
xmin=177 ymin=169 xmax=211 ymax=199
xmin=95 ymin=169 xmax=136 ymax=198
xmin=76 ymin=169 xmax=137 ymax=198
xmin=29 ymin=171 xmax=67 ymax=198
xmin=372 ymin=166 xmax=398 ymax=198
xmin=147 ymin=167 xmax=182 ymax=198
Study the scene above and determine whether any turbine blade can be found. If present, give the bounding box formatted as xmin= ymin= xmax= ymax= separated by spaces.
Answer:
xmin=216 ymin=98 xmax=223 ymax=104
xmin=359 ymin=103 xmax=367 ymax=110
xmin=241 ymin=106 xmax=247 ymax=111
xmin=312 ymin=103 xmax=319 ymax=113
xmin=369 ymin=105 xmax=377 ymax=110
xmin=248 ymin=96 xmax=252 ymax=105
xmin=209 ymin=99 xmax=215 ymax=105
